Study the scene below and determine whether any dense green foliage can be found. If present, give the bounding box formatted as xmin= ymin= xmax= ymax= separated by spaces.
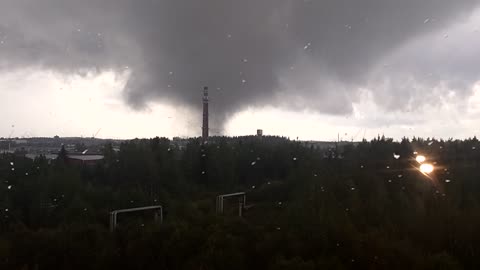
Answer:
xmin=1 ymin=136 xmax=480 ymax=269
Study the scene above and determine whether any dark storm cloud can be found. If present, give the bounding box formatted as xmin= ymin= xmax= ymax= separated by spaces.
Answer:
xmin=0 ymin=0 xmax=478 ymax=125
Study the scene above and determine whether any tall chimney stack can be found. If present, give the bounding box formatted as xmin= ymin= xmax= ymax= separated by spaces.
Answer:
xmin=202 ymin=86 xmax=209 ymax=140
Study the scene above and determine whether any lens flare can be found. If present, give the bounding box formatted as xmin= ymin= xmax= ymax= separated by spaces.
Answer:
xmin=416 ymin=155 xmax=426 ymax=163
xmin=420 ymin=163 xmax=434 ymax=174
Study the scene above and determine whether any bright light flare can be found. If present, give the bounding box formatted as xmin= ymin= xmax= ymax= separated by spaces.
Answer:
xmin=420 ymin=163 xmax=434 ymax=174
xmin=416 ymin=155 xmax=426 ymax=163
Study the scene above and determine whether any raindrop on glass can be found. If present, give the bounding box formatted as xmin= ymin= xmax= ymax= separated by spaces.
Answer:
xmin=241 ymin=79 xmax=247 ymax=83
xmin=393 ymin=153 xmax=400 ymax=159
xmin=423 ymin=18 xmax=430 ymax=24
xmin=4 ymin=209 xmax=8 ymax=212
xmin=9 ymin=162 xmax=14 ymax=166
xmin=398 ymin=174 xmax=403 ymax=178
xmin=251 ymin=161 xmax=256 ymax=166
xmin=242 ymin=59 xmax=248 ymax=63
xmin=293 ymin=157 xmax=297 ymax=161
xmin=351 ymin=187 xmax=355 ymax=191
xmin=7 ymin=185 xmax=12 ymax=190
xmin=303 ymin=43 xmax=311 ymax=50
xmin=445 ymin=179 xmax=451 ymax=183
xmin=428 ymin=141 xmax=434 ymax=146
xmin=201 ymin=171 xmax=206 ymax=175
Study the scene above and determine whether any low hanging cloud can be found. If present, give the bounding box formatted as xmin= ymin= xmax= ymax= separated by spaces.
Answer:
xmin=0 ymin=0 xmax=479 ymax=127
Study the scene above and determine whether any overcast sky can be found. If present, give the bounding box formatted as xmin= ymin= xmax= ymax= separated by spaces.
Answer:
xmin=1 ymin=0 xmax=480 ymax=141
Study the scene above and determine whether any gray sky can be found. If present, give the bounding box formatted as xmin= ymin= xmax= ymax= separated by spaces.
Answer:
xmin=1 ymin=0 xmax=480 ymax=140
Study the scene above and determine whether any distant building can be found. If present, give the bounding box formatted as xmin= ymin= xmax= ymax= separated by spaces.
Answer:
xmin=67 ymin=154 xmax=104 ymax=166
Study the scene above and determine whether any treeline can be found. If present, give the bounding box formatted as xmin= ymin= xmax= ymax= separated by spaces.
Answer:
xmin=1 ymin=135 xmax=480 ymax=269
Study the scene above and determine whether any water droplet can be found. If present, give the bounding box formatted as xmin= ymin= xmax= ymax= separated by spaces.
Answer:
xmin=84 ymin=208 xmax=87 ymax=211
xmin=278 ymin=202 xmax=282 ymax=205
xmin=167 ymin=148 xmax=171 ymax=152
xmin=242 ymin=59 xmax=248 ymax=63
xmin=303 ymin=42 xmax=311 ymax=50
xmin=393 ymin=153 xmax=400 ymax=159
xmin=241 ymin=79 xmax=246 ymax=83
xmin=251 ymin=161 xmax=256 ymax=166
xmin=345 ymin=24 xmax=352 ymax=30
xmin=169 ymin=71 xmax=173 ymax=75
xmin=424 ymin=18 xmax=430 ymax=24
xmin=314 ymin=174 xmax=318 ymax=177
xmin=201 ymin=171 xmax=206 ymax=175
xmin=388 ymin=179 xmax=392 ymax=183
xmin=398 ymin=174 xmax=403 ymax=178
xmin=11 ymin=168 xmax=14 ymax=171
xmin=413 ymin=151 xmax=418 ymax=155
xmin=202 ymin=154 xmax=206 ymax=157
xmin=4 ymin=209 xmax=8 ymax=212
xmin=386 ymin=166 xmax=390 ymax=169
xmin=473 ymin=147 xmax=476 ymax=150
xmin=9 ymin=162 xmax=14 ymax=166
xmin=130 ymin=200 xmax=134 ymax=203
xmin=351 ymin=187 xmax=355 ymax=191
xmin=360 ymin=165 xmax=364 ymax=168
xmin=428 ymin=141 xmax=434 ymax=146
xmin=256 ymin=157 xmax=261 ymax=161
xmin=267 ymin=181 xmax=271 ymax=185
xmin=445 ymin=179 xmax=451 ymax=183
xmin=7 ymin=185 xmax=12 ymax=190
xmin=167 ymin=85 xmax=171 ymax=88
xmin=293 ymin=157 xmax=297 ymax=161
xmin=227 ymin=34 xmax=232 ymax=38
xmin=251 ymin=185 xmax=255 ymax=189
xmin=276 ymin=227 xmax=281 ymax=230
xmin=141 ymin=223 xmax=145 ymax=227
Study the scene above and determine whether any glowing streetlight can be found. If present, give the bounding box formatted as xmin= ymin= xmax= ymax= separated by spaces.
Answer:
xmin=420 ymin=163 xmax=434 ymax=174
xmin=416 ymin=155 xmax=426 ymax=163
